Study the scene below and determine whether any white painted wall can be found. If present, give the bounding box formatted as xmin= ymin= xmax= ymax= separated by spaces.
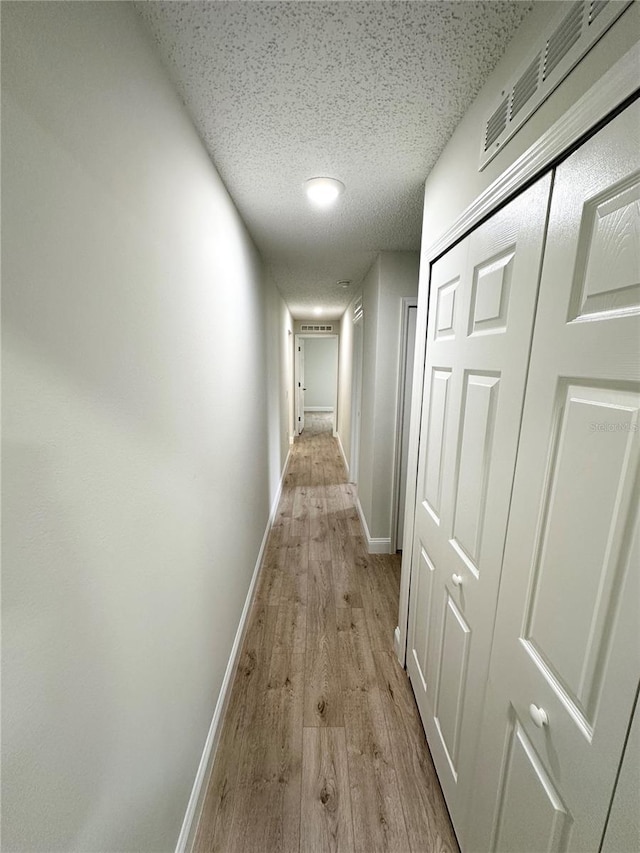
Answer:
xmin=266 ymin=272 xmax=295 ymax=486
xmin=303 ymin=337 xmax=338 ymax=410
xmin=1 ymin=3 xmax=290 ymax=851
xmin=356 ymin=253 xmax=420 ymax=544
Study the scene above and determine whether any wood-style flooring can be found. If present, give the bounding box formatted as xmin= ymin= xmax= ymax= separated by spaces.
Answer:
xmin=193 ymin=413 xmax=458 ymax=852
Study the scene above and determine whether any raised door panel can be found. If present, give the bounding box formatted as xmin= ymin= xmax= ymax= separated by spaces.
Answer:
xmin=493 ymin=718 xmax=570 ymax=853
xmin=409 ymin=545 xmax=437 ymax=694
xmin=450 ymin=372 xmax=500 ymax=574
xmin=467 ymin=101 xmax=640 ymax=853
xmin=433 ymin=593 xmax=471 ymax=779
xmin=407 ymin=173 xmax=552 ymax=840
xmin=423 ymin=368 xmax=452 ymax=523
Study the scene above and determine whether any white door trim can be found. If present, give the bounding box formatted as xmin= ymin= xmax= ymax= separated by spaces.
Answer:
xmin=390 ymin=297 xmax=418 ymax=553
xmin=395 ymin=44 xmax=640 ymax=665
xmin=349 ymin=316 xmax=364 ymax=485
xmin=294 ymin=333 xmax=339 ymax=435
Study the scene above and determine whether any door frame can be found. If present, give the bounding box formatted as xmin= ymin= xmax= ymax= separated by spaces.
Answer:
xmin=294 ymin=333 xmax=339 ymax=436
xmin=390 ymin=297 xmax=418 ymax=553
xmin=394 ymin=45 xmax=640 ymax=665
xmin=349 ymin=314 xmax=364 ymax=485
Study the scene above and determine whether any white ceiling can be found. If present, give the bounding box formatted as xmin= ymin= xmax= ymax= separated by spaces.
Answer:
xmin=137 ymin=1 xmax=533 ymax=319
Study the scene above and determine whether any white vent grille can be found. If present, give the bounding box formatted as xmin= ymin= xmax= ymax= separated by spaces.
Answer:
xmin=590 ymin=0 xmax=609 ymax=23
xmin=479 ymin=0 xmax=631 ymax=170
xmin=353 ymin=296 xmax=363 ymax=324
xmin=544 ymin=2 xmax=584 ymax=81
xmin=510 ymin=54 xmax=541 ymax=121
xmin=484 ymin=97 xmax=509 ymax=151
xmin=300 ymin=324 xmax=333 ymax=332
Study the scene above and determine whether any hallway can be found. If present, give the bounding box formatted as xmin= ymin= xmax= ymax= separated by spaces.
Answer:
xmin=193 ymin=414 xmax=458 ymax=852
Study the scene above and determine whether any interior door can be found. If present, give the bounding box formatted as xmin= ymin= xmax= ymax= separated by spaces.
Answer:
xmin=296 ymin=338 xmax=305 ymax=434
xmin=467 ymin=101 xmax=640 ymax=853
xmin=406 ymin=174 xmax=552 ymax=839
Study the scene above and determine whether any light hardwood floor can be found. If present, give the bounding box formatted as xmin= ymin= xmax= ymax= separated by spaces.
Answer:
xmin=193 ymin=413 xmax=459 ymax=852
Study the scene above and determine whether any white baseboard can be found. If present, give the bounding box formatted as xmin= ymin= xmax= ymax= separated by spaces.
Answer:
xmin=175 ymin=448 xmax=292 ymax=853
xmin=355 ymin=495 xmax=392 ymax=555
xmin=335 ymin=432 xmax=349 ymax=476
xmin=393 ymin=626 xmax=402 ymax=660
xmin=304 ymin=406 xmax=334 ymax=412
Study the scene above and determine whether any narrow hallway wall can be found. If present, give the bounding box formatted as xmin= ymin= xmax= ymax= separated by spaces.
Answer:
xmin=358 ymin=253 xmax=420 ymax=548
xmin=2 ymin=3 xmax=289 ymax=851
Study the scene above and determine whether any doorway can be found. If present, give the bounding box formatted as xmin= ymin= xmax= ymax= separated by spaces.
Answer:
xmin=294 ymin=334 xmax=339 ymax=436
xmin=391 ymin=298 xmax=417 ymax=551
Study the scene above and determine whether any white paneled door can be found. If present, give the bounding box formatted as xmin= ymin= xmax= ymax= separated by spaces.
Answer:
xmin=296 ymin=337 xmax=305 ymax=434
xmin=467 ymin=102 xmax=640 ymax=853
xmin=406 ymin=174 xmax=552 ymax=840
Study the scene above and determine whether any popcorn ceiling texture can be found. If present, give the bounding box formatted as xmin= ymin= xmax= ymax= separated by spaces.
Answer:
xmin=137 ymin=1 xmax=533 ymax=318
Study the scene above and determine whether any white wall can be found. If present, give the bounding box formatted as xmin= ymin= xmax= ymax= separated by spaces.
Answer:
xmin=1 ymin=3 xmax=289 ymax=851
xmin=303 ymin=337 xmax=338 ymax=410
xmin=266 ymin=272 xmax=295 ymax=487
xmin=355 ymin=253 xmax=420 ymax=543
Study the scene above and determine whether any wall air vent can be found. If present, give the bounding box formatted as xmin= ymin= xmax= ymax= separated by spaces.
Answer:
xmin=300 ymin=324 xmax=333 ymax=332
xmin=479 ymin=0 xmax=631 ymax=170
xmin=510 ymin=54 xmax=541 ymax=121
xmin=589 ymin=0 xmax=609 ymax=23
xmin=353 ymin=296 xmax=363 ymax=324
xmin=544 ymin=2 xmax=584 ymax=81
xmin=484 ymin=97 xmax=509 ymax=152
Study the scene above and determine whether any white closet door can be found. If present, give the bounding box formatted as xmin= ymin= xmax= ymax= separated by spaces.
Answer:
xmin=467 ymin=101 xmax=640 ymax=853
xmin=406 ymin=174 xmax=552 ymax=839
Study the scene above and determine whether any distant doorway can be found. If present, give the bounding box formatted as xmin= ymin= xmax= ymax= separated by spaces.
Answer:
xmin=294 ymin=334 xmax=338 ymax=435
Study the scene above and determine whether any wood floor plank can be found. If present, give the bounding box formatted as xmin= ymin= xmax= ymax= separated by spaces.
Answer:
xmin=193 ymin=602 xmax=279 ymax=853
xmin=331 ymin=557 xmax=364 ymax=609
xmin=339 ymin=608 xmax=410 ymax=852
xmin=374 ymin=650 xmax=460 ymax=853
xmin=305 ymin=560 xmax=343 ymax=725
xmin=301 ymin=727 xmax=355 ymax=853
xmin=336 ymin=607 xmax=376 ymax=692
xmin=238 ymin=651 xmax=305 ymax=853
xmin=344 ymin=686 xmax=411 ymax=853
xmin=255 ymin=545 xmax=286 ymax=605
xmin=307 ymin=559 xmax=337 ymax=646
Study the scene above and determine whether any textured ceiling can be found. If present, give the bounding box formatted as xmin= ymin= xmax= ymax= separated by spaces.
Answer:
xmin=137 ymin=1 xmax=533 ymax=319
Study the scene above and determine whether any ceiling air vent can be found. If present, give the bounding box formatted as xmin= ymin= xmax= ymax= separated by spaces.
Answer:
xmin=479 ymin=0 xmax=631 ymax=170
xmin=300 ymin=324 xmax=333 ymax=332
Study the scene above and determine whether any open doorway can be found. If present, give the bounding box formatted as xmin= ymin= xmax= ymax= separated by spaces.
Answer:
xmin=391 ymin=298 xmax=417 ymax=552
xmin=294 ymin=334 xmax=339 ymax=435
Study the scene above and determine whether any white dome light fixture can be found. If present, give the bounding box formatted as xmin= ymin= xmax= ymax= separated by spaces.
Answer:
xmin=305 ymin=177 xmax=345 ymax=208
xmin=313 ymin=306 xmax=322 ymax=315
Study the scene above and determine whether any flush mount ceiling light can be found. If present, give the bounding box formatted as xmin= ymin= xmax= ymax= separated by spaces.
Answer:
xmin=305 ymin=177 xmax=345 ymax=208
xmin=337 ymin=280 xmax=352 ymax=288
xmin=313 ymin=307 xmax=322 ymax=315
